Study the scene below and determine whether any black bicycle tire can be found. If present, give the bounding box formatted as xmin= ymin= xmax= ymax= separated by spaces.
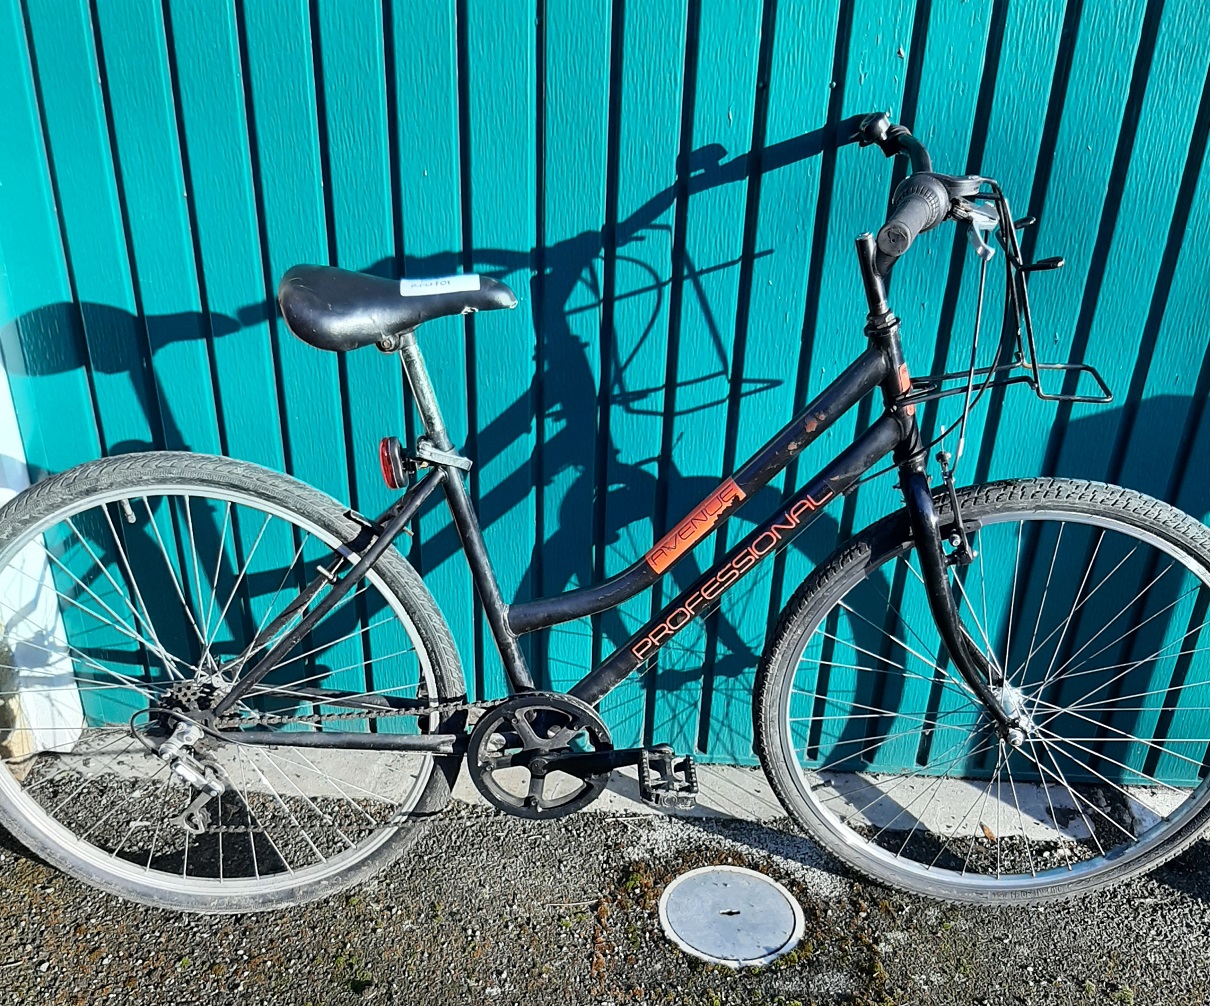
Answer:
xmin=755 ymin=477 xmax=1210 ymax=905
xmin=0 ymin=451 xmax=466 ymax=913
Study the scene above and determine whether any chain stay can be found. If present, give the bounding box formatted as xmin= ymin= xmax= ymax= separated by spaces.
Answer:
xmin=181 ymin=697 xmax=494 ymax=836
xmin=212 ymin=697 xmax=493 ymax=731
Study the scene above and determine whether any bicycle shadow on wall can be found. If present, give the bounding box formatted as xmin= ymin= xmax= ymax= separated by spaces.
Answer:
xmin=0 ymin=287 xmax=841 ymax=766
xmin=2 ymin=121 xmax=1208 ymax=782
xmin=1 ymin=127 xmax=855 ymax=762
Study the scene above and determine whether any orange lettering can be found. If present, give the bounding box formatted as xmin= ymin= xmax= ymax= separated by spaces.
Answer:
xmin=645 ymin=479 xmax=746 ymax=573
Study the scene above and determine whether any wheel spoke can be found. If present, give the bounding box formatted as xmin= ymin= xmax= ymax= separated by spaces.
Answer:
xmin=1035 ymin=613 xmax=1210 ymax=716
xmin=1030 ymin=695 xmax=1210 ymax=774
xmin=121 ymin=500 xmax=208 ymax=661
xmin=1014 ymin=531 xmax=1128 ymax=686
xmin=1033 ymin=529 xmax=1105 ymax=697
xmin=1002 ymin=753 xmax=1037 ymax=877
xmin=76 ymin=511 xmax=181 ymax=676
xmin=808 ymin=707 xmax=987 ymax=771
xmin=1015 ymin=523 xmax=1065 ymax=686
xmin=953 ymin=571 xmax=1000 ymax=679
xmin=1043 ymin=641 xmax=1210 ymax=689
xmin=1002 ymin=521 xmax=1023 ymax=683
xmin=228 ymin=531 xmax=313 ymax=673
xmin=199 ymin=512 xmax=273 ymax=669
xmin=27 ymin=549 xmax=185 ymax=676
xmin=960 ymin=746 xmax=1003 ymax=877
xmin=1042 ymin=564 xmax=1186 ymax=686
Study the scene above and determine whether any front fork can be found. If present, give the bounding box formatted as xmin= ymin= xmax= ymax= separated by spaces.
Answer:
xmin=859 ymin=230 xmax=1019 ymax=742
xmin=899 ymin=459 xmax=1018 ymax=738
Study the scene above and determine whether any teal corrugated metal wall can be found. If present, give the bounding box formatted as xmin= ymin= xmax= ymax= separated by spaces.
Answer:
xmin=1 ymin=0 xmax=1208 ymax=763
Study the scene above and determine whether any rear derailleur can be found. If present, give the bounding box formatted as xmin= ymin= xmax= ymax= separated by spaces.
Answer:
xmin=146 ymin=673 xmax=231 ymax=834
xmin=466 ymin=692 xmax=699 ymax=819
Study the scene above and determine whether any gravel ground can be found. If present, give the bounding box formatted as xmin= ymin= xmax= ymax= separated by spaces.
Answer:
xmin=1 ymin=799 xmax=1209 ymax=1005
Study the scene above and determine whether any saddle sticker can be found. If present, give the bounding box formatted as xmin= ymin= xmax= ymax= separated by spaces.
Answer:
xmin=399 ymin=275 xmax=481 ymax=297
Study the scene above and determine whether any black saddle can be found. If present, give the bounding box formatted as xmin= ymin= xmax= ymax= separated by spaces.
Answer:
xmin=277 ymin=264 xmax=517 ymax=353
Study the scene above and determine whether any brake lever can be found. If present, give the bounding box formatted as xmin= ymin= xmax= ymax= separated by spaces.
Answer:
xmin=967 ymin=225 xmax=996 ymax=262
xmin=950 ymin=198 xmax=998 ymax=263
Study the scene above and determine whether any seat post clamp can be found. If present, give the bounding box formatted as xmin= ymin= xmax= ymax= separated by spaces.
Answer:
xmin=413 ymin=436 xmax=473 ymax=472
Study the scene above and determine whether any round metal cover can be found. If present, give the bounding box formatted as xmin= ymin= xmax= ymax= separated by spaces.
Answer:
xmin=657 ymin=865 xmax=805 ymax=968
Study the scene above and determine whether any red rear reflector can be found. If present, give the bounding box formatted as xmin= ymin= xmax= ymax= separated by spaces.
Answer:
xmin=379 ymin=437 xmax=403 ymax=489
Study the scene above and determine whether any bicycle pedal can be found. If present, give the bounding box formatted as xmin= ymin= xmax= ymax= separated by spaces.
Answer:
xmin=638 ymin=746 xmax=699 ymax=811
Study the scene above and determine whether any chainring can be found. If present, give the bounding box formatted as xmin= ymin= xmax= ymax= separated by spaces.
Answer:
xmin=466 ymin=692 xmax=612 ymax=819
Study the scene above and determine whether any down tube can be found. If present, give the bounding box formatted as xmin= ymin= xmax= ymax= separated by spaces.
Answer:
xmin=571 ymin=414 xmax=905 ymax=707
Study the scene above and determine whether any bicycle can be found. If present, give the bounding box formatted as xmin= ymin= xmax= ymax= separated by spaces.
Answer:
xmin=0 ymin=111 xmax=1207 ymax=913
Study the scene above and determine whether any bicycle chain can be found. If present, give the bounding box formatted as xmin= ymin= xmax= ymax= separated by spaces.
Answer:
xmin=211 ymin=697 xmax=495 ymax=731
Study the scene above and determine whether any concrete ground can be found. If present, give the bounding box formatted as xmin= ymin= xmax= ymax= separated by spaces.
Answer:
xmin=1 ymin=765 xmax=1208 ymax=1005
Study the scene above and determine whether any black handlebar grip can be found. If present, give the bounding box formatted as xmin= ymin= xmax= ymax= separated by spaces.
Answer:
xmin=876 ymin=173 xmax=951 ymax=256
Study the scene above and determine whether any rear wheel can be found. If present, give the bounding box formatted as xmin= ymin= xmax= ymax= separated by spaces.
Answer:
xmin=0 ymin=452 xmax=464 ymax=913
xmin=756 ymin=479 xmax=1210 ymax=903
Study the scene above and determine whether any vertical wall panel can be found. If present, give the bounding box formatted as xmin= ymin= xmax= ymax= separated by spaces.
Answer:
xmin=597 ymin=0 xmax=688 ymax=750
xmin=1120 ymin=136 xmax=1210 ymax=515
xmin=649 ymin=0 xmax=764 ymax=756
xmin=772 ymin=0 xmax=916 ymax=614
xmin=539 ymin=0 xmax=612 ymax=692
xmin=847 ymin=1 xmax=994 ymax=771
xmin=168 ymin=0 xmax=286 ymax=470
xmin=940 ymin=0 xmax=1066 ymax=484
xmin=93 ymin=0 xmax=221 ymax=458
xmin=0 ymin=0 xmax=101 ymax=475
xmin=706 ymin=0 xmax=841 ymax=763
xmin=978 ymin=0 xmax=1147 ymax=482
xmin=23 ymin=0 xmax=156 ymax=456
xmin=1054 ymin=3 xmax=1210 ymax=488
xmin=3 ymin=0 xmax=1208 ymax=764
xmin=316 ymin=0 xmax=401 ymax=521
xmin=241 ymin=0 xmax=349 ymax=503
xmin=313 ymin=0 xmax=411 ymax=698
xmin=391 ymin=0 xmax=476 ymax=686
xmin=462 ymin=0 xmax=537 ymax=700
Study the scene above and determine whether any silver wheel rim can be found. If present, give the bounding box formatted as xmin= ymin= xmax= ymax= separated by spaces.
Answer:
xmin=0 ymin=481 xmax=440 ymax=901
xmin=779 ymin=507 xmax=1210 ymax=894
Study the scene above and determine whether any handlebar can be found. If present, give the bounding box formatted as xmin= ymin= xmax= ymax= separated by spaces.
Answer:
xmin=857 ymin=111 xmax=952 ymax=263
xmin=878 ymin=174 xmax=950 ymax=256
xmin=857 ymin=111 xmax=931 ymax=173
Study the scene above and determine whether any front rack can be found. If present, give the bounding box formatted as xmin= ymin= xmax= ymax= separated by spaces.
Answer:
xmin=905 ymin=358 xmax=1113 ymax=408
xmin=903 ymin=180 xmax=1113 ymax=409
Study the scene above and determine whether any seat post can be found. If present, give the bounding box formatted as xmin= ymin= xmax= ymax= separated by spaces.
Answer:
xmin=397 ymin=329 xmax=454 ymax=451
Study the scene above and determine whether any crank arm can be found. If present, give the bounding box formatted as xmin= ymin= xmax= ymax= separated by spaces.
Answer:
xmin=528 ymin=746 xmax=653 ymax=779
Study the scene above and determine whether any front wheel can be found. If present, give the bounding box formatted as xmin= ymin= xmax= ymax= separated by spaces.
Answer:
xmin=0 ymin=452 xmax=465 ymax=913
xmin=756 ymin=478 xmax=1210 ymax=904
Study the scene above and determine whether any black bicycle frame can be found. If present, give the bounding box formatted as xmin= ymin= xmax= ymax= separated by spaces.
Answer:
xmin=216 ymin=232 xmax=1008 ymax=740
